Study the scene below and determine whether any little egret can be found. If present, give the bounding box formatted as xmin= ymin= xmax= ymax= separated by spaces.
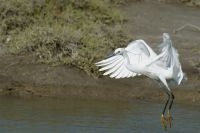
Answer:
xmin=95 ymin=33 xmax=184 ymax=129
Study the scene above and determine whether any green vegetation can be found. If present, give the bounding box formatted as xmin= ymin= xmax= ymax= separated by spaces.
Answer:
xmin=0 ymin=0 xmax=131 ymax=76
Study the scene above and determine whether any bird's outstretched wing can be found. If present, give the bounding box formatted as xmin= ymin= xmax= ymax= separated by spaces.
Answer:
xmin=125 ymin=40 xmax=157 ymax=65
xmin=95 ymin=55 xmax=137 ymax=79
xmin=95 ymin=40 xmax=157 ymax=79
xmin=158 ymin=34 xmax=184 ymax=84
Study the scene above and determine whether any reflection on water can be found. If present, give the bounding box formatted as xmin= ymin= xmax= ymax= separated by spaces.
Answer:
xmin=0 ymin=96 xmax=199 ymax=133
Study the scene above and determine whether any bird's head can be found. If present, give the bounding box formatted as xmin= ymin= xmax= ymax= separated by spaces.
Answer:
xmin=105 ymin=48 xmax=125 ymax=59
xmin=114 ymin=48 xmax=125 ymax=55
xmin=162 ymin=33 xmax=170 ymax=41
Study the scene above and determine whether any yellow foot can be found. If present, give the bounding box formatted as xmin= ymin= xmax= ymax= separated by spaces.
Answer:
xmin=167 ymin=111 xmax=173 ymax=128
xmin=161 ymin=114 xmax=167 ymax=129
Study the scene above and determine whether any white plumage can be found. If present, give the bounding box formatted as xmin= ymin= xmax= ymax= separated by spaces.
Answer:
xmin=95 ymin=33 xmax=185 ymax=128
xmin=96 ymin=33 xmax=184 ymax=89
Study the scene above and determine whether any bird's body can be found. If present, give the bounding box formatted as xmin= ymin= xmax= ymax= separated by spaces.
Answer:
xmin=95 ymin=33 xmax=185 ymax=129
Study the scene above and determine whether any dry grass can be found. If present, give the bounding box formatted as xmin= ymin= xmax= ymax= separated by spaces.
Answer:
xmin=0 ymin=0 xmax=131 ymax=76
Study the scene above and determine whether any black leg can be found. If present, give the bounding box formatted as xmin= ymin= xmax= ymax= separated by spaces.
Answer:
xmin=162 ymin=93 xmax=170 ymax=115
xmin=167 ymin=92 xmax=174 ymax=128
xmin=161 ymin=92 xmax=170 ymax=129
xmin=169 ymin=93 xmax=174 ymax=110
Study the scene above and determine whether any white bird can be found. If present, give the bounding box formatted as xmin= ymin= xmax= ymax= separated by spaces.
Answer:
xmin=95 ymin=33 xmax=184 ymax=129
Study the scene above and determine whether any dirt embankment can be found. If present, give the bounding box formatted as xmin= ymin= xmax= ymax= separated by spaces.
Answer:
xmin=0 ymin=54 xmax=199 ymax=105
xmin=0 ymin=1 xmax=200 ymax=104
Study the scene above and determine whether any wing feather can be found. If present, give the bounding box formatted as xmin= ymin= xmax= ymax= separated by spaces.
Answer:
xmin=158 ymin=33 xmax=184 ymax=84
xmin=99 ymin=57 xmax=123 ymax=71
xmin=115 ymin=65 xmax=126 ymax=79
xmin=96 ymin=39 xmax=157 ymax=79
xmin=110 ymin=62 xmax=124 ymax=78
xmin=121 ymin=66 xmax=130 ymax=78
xmin=96 ymin=54 xmax=138 ymax=79
xmin=103 ymin=60 xmax=124 ymax=75
xmin=125 ymin=40 xmax=157 ymax=65
xmin=95 ymin=56 xmax=120 ymax=66
xmin=127 ymin=72 xmax=131 ymax=78
xmin=131 ymin=73 xmax=137 ymax=77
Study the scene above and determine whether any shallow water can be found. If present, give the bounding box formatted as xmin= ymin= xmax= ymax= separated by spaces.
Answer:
xmin=0 ymin=96 xmax=199 ymax=133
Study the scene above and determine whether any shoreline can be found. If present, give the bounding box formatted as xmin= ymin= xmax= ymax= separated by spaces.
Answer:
xmin=0 ymin=55 xmax=199 ymax=105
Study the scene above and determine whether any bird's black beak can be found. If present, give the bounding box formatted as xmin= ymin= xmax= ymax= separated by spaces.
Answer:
xmin=105 ymin=52 xmax=115 ymax=59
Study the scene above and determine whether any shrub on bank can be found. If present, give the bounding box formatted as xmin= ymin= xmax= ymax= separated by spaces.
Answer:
xmin=0 ymin=0 xmax=131 ymax=76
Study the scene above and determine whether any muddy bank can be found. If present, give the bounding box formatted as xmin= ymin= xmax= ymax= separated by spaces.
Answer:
xmin=0 ymin=55 xmax=199 ymax=105
xmin=0 ymin=1 xmax=200 ymax=104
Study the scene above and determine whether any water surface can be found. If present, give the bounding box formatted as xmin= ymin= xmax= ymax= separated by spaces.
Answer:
xmin=0 ymin=96 xmax=199 ymax=133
